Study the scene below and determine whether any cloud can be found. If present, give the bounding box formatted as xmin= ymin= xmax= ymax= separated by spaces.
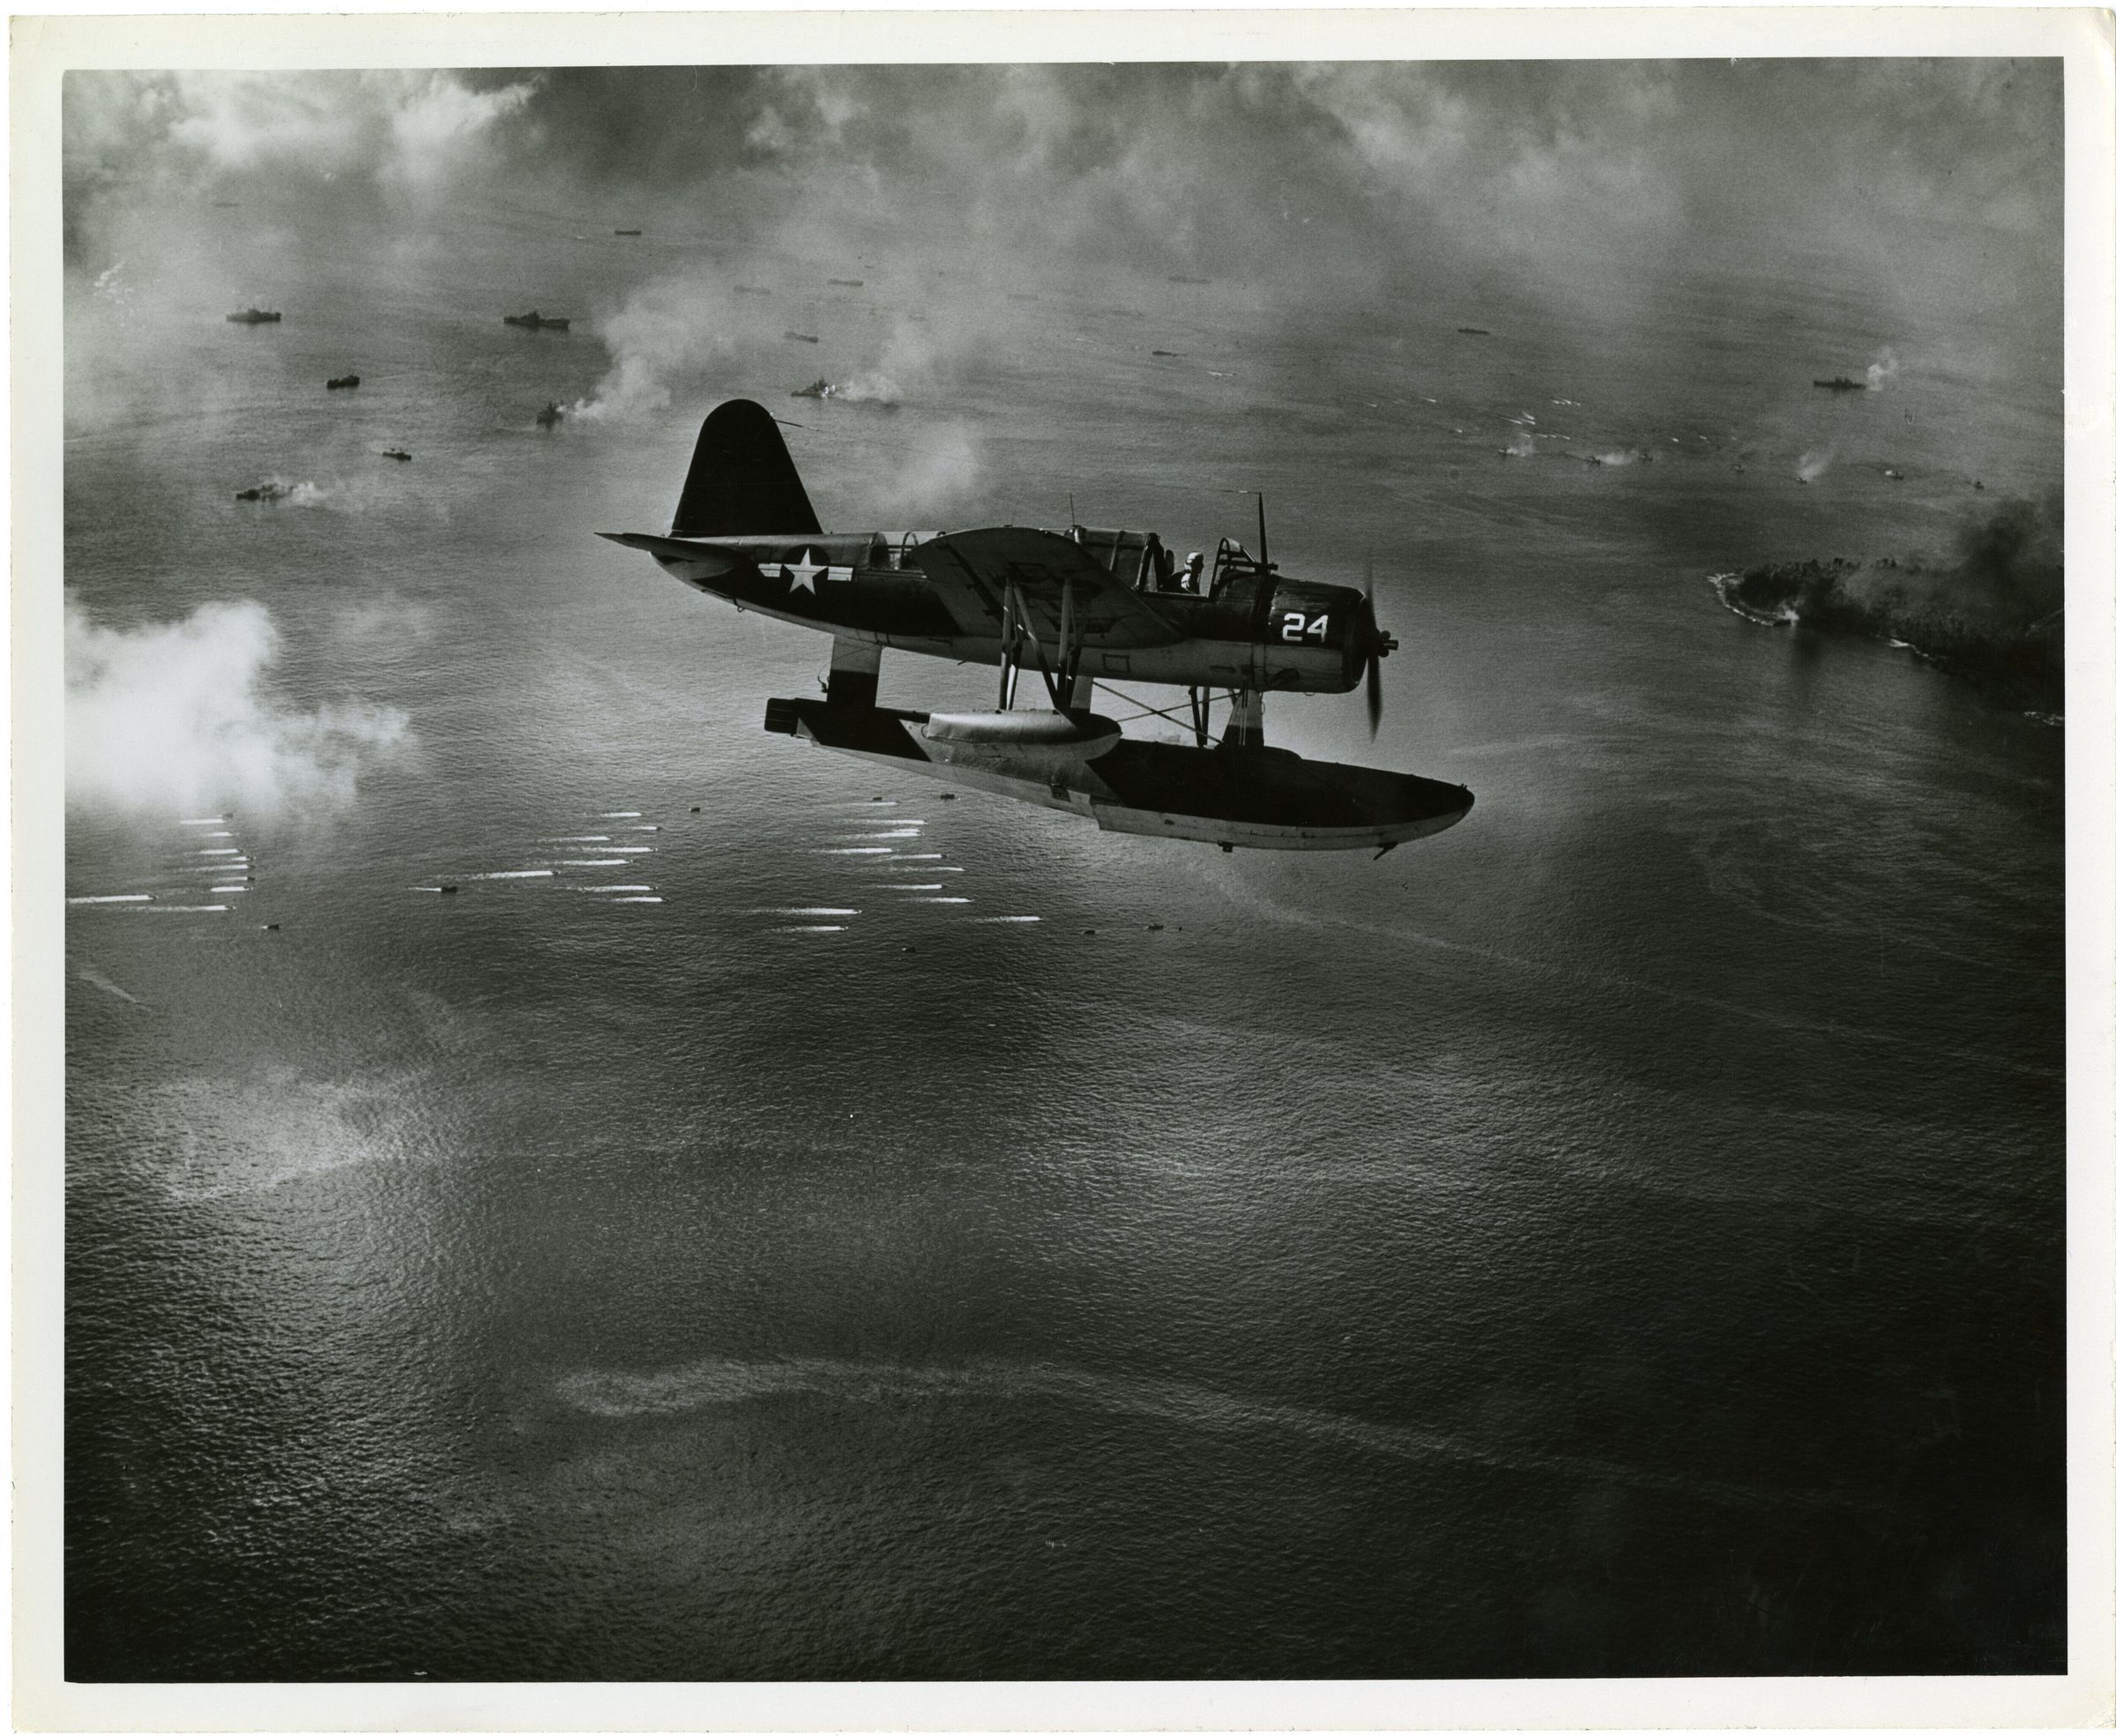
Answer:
xmin=66 ymin=62 xmax=2064 ymax=349
xmin=83 ymin=70 xmax=532 ymax=191
xmin=63 ymin=70 xmax=534 ymax=260
xmin=479 ymin=62 xmax=2060 ymax=285
xmin=65 ymin=595 xmax=413 ymax=821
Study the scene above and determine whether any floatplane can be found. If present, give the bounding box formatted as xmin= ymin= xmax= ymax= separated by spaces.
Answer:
xmin=600 ymin=400 xmax=1472 ymax=853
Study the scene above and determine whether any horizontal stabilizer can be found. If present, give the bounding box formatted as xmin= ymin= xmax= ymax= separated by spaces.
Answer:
xmin=597 ymin=531 xmax=752 ymax=581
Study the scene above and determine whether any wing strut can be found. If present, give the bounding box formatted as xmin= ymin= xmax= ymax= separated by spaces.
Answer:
xmin=1221 ymin=689 xmax=1265 ymax=749
xmin=997 ymin=585 xmax=1023 ymax=710
xmin=1188 ymin=686 xmax=1212 ymax=748
xmin=997 ymin=576 xmax=1085 ymax=713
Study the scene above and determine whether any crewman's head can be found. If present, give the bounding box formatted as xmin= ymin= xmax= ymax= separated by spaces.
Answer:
xmin=1184 ymin=551 xmax=1203 ymax=573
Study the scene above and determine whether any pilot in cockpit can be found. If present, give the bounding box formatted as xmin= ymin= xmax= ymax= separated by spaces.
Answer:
xmin=1176 ymin=550 xmax=1204 ymax=593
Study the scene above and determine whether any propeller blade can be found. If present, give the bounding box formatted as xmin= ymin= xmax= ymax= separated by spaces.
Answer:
xmin=1360 ymin=559 xmax=1384 ymax=738
xmin=1256 ymin=493 xmax=1269 ymax=570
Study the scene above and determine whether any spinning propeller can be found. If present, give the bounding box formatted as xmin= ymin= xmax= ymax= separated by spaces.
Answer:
xmin=1360 ymin=551 xmax=1397 ymax=739
xmin=1238 ymin=494 xmax=1396 ymax=741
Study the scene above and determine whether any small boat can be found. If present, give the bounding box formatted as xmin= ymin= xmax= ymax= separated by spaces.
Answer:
xmin=793 ymin=378 xmax=831 ymax=399
xmin=234 ymin=481 xmax=292 ymax=503
xmin=783 ymin=331 xmax=820 ymax=345
xmin=382 ymin=449 xmax=412 ymax=462
xmin=535 ymin=401 xmax=565 ymax=429
xmin=614 ymin=228 xmax=643 ymax=236
xmin=1456 ymin=326 xmax=1491 ymax=336
xmin=1151 ymin=349 xmax=1181 ymax=358
xmin=829 ymin=278 xmax=864 ymax=287
xmin=503 ymin=310 xmax=570 ymax=331
xmin=1813 ymin=376 xmax=1866 ymax=391
xmin=325 ymin=374 xmax=360 ymax=390
xmin=226 ymin=308 xmax=281 ymax=324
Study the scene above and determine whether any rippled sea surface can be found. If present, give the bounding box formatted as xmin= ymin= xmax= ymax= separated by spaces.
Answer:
xmin=64 ymin=196 xmax=2064 ymax=1678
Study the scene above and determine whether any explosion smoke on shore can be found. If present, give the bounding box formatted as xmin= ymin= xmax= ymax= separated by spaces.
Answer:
xmin=1720 ymin=491 xmax=2065 ymax=713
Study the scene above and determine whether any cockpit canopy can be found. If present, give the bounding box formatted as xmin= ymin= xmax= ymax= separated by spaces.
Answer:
xmin=1069 ymin=526 xmax=1275 ymax=598
xmin=1070 ymin=525 xmax=1171 ymax=592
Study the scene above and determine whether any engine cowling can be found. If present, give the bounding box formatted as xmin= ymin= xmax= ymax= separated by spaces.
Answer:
xmin=1245 ymin=577 xmax=1396 ymax=694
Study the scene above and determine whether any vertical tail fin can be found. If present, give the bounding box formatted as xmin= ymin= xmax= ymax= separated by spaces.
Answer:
xmin=671 ymin=399 xmax=822 ymax=537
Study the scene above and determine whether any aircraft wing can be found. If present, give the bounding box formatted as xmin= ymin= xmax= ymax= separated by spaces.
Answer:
xmin=916 ymin=527 xmax=1184 ymax=650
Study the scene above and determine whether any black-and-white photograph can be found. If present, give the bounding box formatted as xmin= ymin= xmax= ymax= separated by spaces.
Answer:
xmin=23 ymin=11 xmax=2111 ymax=1711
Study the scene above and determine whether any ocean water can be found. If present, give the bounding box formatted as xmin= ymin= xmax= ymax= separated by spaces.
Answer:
xmin=64 ymin=195 xmax=2065 ymax=1678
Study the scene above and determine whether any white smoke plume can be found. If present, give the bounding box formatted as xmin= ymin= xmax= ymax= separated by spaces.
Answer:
xmin=233 ymin=477 xmax=326 ymax=507
xmin=1797 ymin=444 xmax=1836 ymax=484
xmin=66 ymin=595 xmax=413 ymax=821
xmin=823 ymin=374 xmax=904 ymax=407
xmin=874 ymin=422 xmax=985 ymax=520
xmin=1865 ymin=347 xmax=1902 ymax=391
xmin=569 ymin=275 xmax=760 ymax=421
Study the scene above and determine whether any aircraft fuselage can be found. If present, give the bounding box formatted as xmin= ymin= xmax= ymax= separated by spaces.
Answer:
xmin=644 ymin=533 xmax=1373 ymax=696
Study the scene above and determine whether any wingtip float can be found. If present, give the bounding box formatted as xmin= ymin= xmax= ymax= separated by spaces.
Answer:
xmin=601 ymin=398 xmax=1472 ymax=854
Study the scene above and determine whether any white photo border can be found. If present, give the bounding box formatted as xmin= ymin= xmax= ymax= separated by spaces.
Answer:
xmin=11 ymin=10 xmax=2112 ymax=1731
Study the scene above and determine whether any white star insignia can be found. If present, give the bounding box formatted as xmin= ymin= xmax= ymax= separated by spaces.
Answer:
xmin=781 ymin=549 xmax=826 ymax=595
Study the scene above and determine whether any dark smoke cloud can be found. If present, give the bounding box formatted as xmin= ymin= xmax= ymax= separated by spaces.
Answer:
xmin=1948 ymin=489 xmax=2064 ymax=622
xmin=1725 ymin=491 xmax=2067 ymax=713
xmin=459 ymin=67 xmax=780 ymax=185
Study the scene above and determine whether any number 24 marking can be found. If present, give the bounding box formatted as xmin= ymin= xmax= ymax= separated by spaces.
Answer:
xmin=1279 ymin=611 xmax=1330 ymax=644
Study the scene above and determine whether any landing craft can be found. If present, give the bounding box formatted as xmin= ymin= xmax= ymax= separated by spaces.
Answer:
xmin=600 ymin=400 xmax=1472 ymax=853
